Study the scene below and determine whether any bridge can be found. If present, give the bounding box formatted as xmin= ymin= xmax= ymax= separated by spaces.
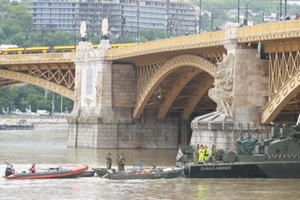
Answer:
xmin=1 ymin=20 xmax=300 ymax=148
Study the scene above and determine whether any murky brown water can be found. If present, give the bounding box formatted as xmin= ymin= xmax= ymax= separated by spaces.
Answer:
xmin=1 ymin=123 xmax=300 ymax=199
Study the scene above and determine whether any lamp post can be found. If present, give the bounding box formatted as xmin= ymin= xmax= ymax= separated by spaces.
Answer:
xmin=238 ymin=0 xmax=240 ymax=24
xmin=60 ymin=96 xmax=63 ymax=114
xmin=278 ymin=0 xmax=283 ymax=20
xmin=260 ymin=9 xmax=272 ymax=23
xmin=41 ymin=26 xmax=44 ymax=46
xmin=199 ymin=0 xmax=202 ymax=33
xmin=284 ymin=0 xmax=287 ymax=17
xmin=166 ymin=0 xmax=170 ymax=38
xmin=51 ymin=92 xmax=55 ymax=116
xmin=136 ymin=1 xmax=140 ymax=43
xmin=74 ymin=13 xmax=78 ymax=50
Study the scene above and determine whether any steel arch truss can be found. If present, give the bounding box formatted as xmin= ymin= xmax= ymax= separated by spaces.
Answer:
xmin=0 ymin=63 xmax=75 ymax=100
xmin=133 ymin=54 xmax=217 ymax=119
xmin=262 ymin=51 xmax=300 ymax=124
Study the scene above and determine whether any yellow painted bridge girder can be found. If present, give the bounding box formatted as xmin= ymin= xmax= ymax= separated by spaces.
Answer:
xmin=133 ymin=54 xmax=217 ymax=119
xmin=157 ymin=68 xmax=202 ymax=119
xmin=261 ymin=70 xmax=300 ymax=124
xmin=181 ymin=76 xmax=214 ymax=120
xmin=0 ymin=70 xmax=74 ymax=100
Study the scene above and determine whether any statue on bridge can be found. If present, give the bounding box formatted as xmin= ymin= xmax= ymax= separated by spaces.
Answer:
xmin=80 ymin=21 xmax=87 ymax=42
xmin=101 ymin=18 xmax=110 ymax=40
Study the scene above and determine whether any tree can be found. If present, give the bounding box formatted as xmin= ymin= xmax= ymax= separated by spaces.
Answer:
xmin=0 ymin=0 xmax=10 ymax=13
xmin=46 ymin=31 xmax=74 ymax=46
xmin=0 ymin=2 xmax=33 ymax=46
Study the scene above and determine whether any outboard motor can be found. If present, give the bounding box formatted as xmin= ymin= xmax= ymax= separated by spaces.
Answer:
xmin=183 ymin=166 xmax=189 ymax=176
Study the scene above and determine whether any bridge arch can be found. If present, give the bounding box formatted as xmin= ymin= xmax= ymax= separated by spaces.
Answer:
xmin=133 ymin=54 xmax=217 ymax=119
xmin=0 ymin=70 xmax=74 ymax=100
xmin=261 ymin=70 xmax=300 ymax=124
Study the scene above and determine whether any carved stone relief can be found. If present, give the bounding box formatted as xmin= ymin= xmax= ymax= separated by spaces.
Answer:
xmin=74 ymin=71 xmax=82 ymax=108
xmin=208 ymin=53 xmax=234 ymax=112
xmin=75 ymin=42 xmax=104 ymax=61
xmin=95 ymin=70 xmax=102 ymax=105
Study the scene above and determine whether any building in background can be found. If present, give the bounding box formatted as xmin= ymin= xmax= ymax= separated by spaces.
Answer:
xmin=29 ymin=0 xmax=196 ymax=39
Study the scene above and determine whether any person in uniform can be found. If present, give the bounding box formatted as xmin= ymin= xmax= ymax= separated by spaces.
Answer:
xmin=120 ymin=153 xmax=125 ymax=172
xmin=116 ymin=154 xmax=121 ymax=172
xmin=194 ymin=144 xmax=200 ymax=163
xmin=211 ymin=144 xmax=216 ymax=164
xmin=204 ymin=145 xmax=210 ymax=163
xmin=106 ymin=153 xmax=112 ymax=170
xmin=198 ymin=145 xmax=205 ymax=163
xmin=181 ymin=154 xmax=188 ymax=166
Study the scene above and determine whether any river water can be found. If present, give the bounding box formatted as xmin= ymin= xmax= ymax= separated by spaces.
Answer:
xmin=1 ymin=123 xmax=300 ymax=200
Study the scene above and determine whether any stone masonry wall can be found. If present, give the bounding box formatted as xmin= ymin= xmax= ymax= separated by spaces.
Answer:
xmin=233 ymin=48 xmax=269 ymax=107
xmin=112 ymin=64 xmax=135 ymax=108
xmin=230 ymin=47 xmax=269 ymax=123
xmin=67 ymin=117 xmax=179 ymax=149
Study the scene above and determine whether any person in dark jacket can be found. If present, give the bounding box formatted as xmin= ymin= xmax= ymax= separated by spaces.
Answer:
xmin=5 ymin=164 xmax=13 ymax=177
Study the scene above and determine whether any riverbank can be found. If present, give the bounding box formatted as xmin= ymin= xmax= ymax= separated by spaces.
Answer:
xmin=0 ymin=115 xmax=67 ymax=125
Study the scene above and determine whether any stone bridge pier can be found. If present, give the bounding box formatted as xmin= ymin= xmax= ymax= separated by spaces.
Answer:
xmin=190 ymin=24 xmax=269 ymax=151
xmin=67 ymin=39 xmax=184 ymax=149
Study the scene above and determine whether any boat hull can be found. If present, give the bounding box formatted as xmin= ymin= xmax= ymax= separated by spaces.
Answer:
xmin=78 ymin=170 xmax=95 ymax=177
xmin=91 ymin=167 xmax=108 ymax=177
xmin=184 ymin=162 xmax=300 ymax=178
xmin=108 ymin=168 xmax=183 ymax=180
xmin=3 ymin=165 xmax=88 ymax=179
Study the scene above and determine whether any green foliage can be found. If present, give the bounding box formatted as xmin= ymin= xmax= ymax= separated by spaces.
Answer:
xmin=0 ymin=1 xmax=33 ymax=46
xmin=0 ymin=85 xmax=74 ymax=114
xmin=139 ymin=29 xmax=167 ymax=42
xmin=46 ymin=31 xmax=74 ymax=46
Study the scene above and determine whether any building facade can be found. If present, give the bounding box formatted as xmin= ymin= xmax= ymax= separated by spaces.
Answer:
xmin=30 ymin=0 xmax=196 ymax=38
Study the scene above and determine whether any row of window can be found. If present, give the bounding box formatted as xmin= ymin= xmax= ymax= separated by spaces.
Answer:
xmin=33 ymin=3 xmax=76 ymax=7
xmin=33 ymin=13 xmax=194 ymax=20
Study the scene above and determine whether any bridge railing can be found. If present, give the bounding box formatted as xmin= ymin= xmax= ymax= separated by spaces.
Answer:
xmin=238 ymin=20 xmax=300 ymax=40
xmin=0 ymin=52 xmax=75 ymax=65
xmin=105 ymin=31 xmax=225 ymax=60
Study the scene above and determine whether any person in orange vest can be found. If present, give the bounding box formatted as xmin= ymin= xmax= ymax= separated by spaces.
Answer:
xmin=29 ymin=164 xmax=36 ymax=173
xmin=198 ymin=145 xmax=205 ymax=163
